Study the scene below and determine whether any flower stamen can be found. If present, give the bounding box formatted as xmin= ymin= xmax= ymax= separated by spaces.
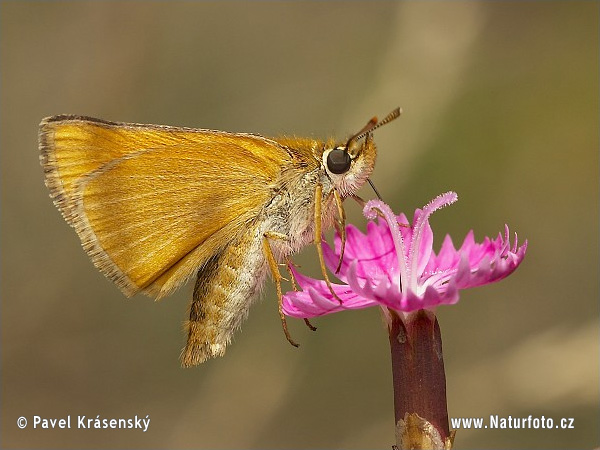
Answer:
xmin=364 ymin=200 xmax=409 ymax=292
xmin=409 ymin=192 xmax=458 ymax=290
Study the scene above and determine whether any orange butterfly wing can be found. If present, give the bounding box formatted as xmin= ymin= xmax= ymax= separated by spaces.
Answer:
xmin=40 ymin=116 xmax=292 ymax=298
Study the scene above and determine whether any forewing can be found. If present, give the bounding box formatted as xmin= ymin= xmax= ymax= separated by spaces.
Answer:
xmin=40 ymin=116 xmax=290 ymax=298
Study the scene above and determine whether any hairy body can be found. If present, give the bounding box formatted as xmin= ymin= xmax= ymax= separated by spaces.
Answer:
xmin=39 ymin=110 xmax=399 ymax=366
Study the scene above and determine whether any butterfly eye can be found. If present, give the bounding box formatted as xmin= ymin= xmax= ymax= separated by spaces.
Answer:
xmin=326 ymin=148 xmax=351 ymax=174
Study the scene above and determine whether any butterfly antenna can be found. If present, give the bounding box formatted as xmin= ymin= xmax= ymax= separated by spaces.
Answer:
xmin=346 ymin=107 xmax=402 ymax=148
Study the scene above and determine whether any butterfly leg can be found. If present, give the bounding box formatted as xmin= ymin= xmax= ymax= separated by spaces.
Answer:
xmin=303 ymin=318 xmax=317 ymax=331
xmin=283 ymin=258 xmax=299 ymax=291
xmin=332 ymin=188 xmax=347 ymax=274
xmin=283 ymin=259 xmax=317 ymax=331
xmin=263 ymin=232 xmax=299 ymax=347
xmin=314 ymin=183 xmax=343 ymax=305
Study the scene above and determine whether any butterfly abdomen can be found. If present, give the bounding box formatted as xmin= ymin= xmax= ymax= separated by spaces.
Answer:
xmin=181 ymin=228 xmax=267 ymax=367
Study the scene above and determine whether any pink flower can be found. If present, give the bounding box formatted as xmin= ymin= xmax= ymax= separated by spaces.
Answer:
xmin=282 ymin=192 xmax=527 ymax=318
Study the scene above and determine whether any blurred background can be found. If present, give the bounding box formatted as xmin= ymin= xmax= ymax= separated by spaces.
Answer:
xmin=1 ymin=2 xmax=598 ymax=448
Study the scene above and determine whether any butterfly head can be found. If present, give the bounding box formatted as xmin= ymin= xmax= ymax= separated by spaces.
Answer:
xmin=322 ymin=107 xmax=401 ymax=198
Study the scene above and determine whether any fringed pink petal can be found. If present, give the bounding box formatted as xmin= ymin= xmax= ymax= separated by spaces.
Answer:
xmin=282 ymin=194 xmax=527 ymax=319
xmin=325 ymin=221 xmax=397 ymax=284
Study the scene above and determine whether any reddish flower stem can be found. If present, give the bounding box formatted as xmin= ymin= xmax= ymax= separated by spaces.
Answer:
xmin=388 ymin=309 xmax=451 ymax=447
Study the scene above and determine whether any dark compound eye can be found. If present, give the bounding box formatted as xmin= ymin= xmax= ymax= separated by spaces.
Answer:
xmin=326 ymin=148 xmax=351 ymax=174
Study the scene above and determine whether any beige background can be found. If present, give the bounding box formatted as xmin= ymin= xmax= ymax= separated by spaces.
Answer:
xmin=2 ymin=1 xmax=598 ymax=448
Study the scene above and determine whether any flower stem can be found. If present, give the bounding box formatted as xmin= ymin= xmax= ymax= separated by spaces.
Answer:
xmin=388 ymin=309 xmax=454 ymax=449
